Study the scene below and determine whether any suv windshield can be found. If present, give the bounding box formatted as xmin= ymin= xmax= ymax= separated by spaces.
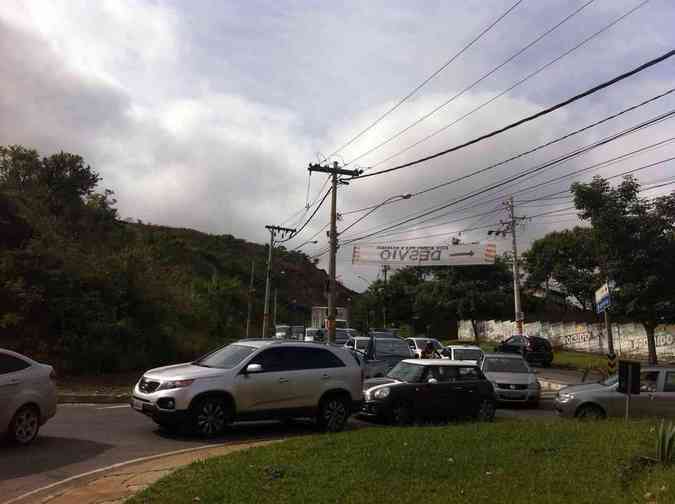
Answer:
xmin=387 ymin=362 xmax=425 ymax=383
xmin=193 ymin=344 xmax=257 ymax=369
xmin=377 ymin=339 xmax=411 ymax=357
xmin=485 ymin=357 xmax=529 ymax=373
xmin=454 ymin=349 xmax=483 ymax=361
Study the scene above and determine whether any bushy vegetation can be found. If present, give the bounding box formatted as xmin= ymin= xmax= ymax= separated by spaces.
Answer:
xmin=0 ymin=146 xmax=347 ymax=373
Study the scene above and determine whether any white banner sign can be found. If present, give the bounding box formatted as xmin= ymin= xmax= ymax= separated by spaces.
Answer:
xmin=351 ymin=244 xmax=497 ymax=266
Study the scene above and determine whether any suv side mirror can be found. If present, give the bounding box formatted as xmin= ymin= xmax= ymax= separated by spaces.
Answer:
xmin=245 ymin=363 xmax=262 ymax=374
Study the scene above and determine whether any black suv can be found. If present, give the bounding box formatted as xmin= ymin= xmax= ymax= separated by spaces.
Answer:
xmin=361 ymin=359 xmax=496 ymax=424
xmin=495 ymin=335 xmax=553 ymax=367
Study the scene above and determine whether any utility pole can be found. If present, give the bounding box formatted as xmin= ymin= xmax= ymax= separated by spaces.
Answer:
xmin=308 ymin=161 xmax=360 ymax=343
xmin=506 ymin=196 xmax=525 ymax=336
xmin=245 ymin=260 xmax=255 ymax=338
xmin=262 ymin=225 xmax=295 ymax=338
xmin=381 ymin=264 xmax=390 ymax=328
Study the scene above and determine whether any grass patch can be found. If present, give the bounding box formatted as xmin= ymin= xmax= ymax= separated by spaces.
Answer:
xmin=129 ymin=420 xmax=675 ymax=504
xmin=552 ymin=350 xmax=608 ymax=371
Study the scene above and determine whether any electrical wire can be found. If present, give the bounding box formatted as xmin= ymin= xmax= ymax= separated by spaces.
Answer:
xmin=338 ymin=110 xmax=675 ymax=242
xmin=351 ymin=46 xmax=674 ymax=181
xmin=340 ymin=87 xmax=675 ymax=217
xmin=345 ymin=0 xmax=598 ymax=167
xmin=364 ymin=1 xmax=651 ymax=172
xmin=276 ymin=187 xmax=332 ymax=244
xmin=326 ymin=0 xmax=524 ymax=160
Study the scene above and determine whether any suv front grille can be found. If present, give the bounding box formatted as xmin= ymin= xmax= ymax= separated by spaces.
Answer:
xmin=139 ymin=378 xmax=160 ymax=393
xmin=497 ymin=383 xmax=527 ymax=390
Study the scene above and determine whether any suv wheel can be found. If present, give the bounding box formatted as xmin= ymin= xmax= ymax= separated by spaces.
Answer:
xmin=476 ymin=399 xmax=496 ymax=422
xmin=318 ymin=395 xmax=350 ymax=432
xmin=191 ymin=397 xmax=231 ymax=437
xmin=10 ymin=405 xmax=40 ymax=445
xmin=575 ymin=403 xmax=605 ymax=420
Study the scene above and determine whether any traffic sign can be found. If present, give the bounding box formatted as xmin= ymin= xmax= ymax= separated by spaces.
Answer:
xmin=595 ymin=283 xmax=611 ymax=314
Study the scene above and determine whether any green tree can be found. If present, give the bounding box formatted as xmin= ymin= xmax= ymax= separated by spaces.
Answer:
xmin=523 ymin=227 xmax=600 ymax=310
xmin=572 ymin=176 xmax=675 ymax=364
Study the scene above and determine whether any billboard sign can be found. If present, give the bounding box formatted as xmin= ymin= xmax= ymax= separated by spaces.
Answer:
xmin=351 ymin=243 xmax=497 ymax=266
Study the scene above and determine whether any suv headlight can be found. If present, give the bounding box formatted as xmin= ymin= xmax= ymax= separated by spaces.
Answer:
xmin=156 ymin=379 xmax=195 ymax=391
xmin=373 ymin=387 xmax=390 ymax=400
xmin=557 ymin=392 xmax=574 ymax=403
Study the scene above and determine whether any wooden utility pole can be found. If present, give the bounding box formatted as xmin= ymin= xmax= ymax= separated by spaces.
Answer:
xmin=245 ymin=260 xmax=255 ymax=338
xmin=308 ymin=161 xmax=360 ymax=343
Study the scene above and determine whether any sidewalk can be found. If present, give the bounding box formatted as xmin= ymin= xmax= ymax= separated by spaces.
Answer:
xmin=8 ymin=440 xmax=279 ymax=504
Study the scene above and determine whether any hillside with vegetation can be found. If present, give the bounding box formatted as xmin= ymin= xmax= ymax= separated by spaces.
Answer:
xmin=0 ymin=145 xmax=354 ymax=374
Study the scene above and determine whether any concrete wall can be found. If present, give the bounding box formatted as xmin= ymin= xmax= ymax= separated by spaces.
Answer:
xmin=459 ymin=319 xmax=675 ymax=361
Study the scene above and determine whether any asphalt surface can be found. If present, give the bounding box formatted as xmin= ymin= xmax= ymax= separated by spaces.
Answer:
xmin=0 ymin=401 xmax=555 ymax=503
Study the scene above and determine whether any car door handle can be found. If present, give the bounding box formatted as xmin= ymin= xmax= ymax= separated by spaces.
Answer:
xmin=278 ymin=378 xmax=289 ymax=384
xmin=321 ymin=374 xmax=330 ymax=380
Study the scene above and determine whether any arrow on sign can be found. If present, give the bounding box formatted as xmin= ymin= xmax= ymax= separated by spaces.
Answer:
xmin=449 ymin=251 xmax=475 ymax=257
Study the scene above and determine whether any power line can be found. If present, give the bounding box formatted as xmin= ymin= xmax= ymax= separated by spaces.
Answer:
xmin=352 ymin=46 xmax=675 ymax=181
xmin=326 ymin=0 xmax=524 ymax=160
xmin=363 ymin=0 xmax=650 ymax=172
xmin=340 ymin=87 xmax=675 ymax=217
xmin=345 ymin=0 xmax=598 ymax=166
xmin=339 ymin=110 xmax=675 ymax=242
xmin=276 ymin=187 xmax=332 ymax=244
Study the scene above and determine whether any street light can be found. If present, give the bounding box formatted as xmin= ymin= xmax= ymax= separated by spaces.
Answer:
xmin=293 ymin=239 xmax=318 ymax=251
xmin=339 ymin=193 xmax=412 ymax=236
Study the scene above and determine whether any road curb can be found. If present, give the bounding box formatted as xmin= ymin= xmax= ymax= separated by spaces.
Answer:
xmin=3 ymin=438 xmax=281 ymax=504
xmin=58 ymin=393 xmax=131 ymax=404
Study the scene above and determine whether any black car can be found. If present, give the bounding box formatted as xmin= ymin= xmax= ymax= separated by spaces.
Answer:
xmin=361 ymin=359 xmax=496 ymax=424
xmin=494 ymin=335 xmax=553 ymax=367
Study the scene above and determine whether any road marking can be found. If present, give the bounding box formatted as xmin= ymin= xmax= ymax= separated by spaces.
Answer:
xmin=97 ymin=404 xmax=130 ymax=410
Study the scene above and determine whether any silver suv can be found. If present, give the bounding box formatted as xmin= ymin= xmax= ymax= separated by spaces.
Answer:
xmin=131 ymin=340 xmax=363 ymax=435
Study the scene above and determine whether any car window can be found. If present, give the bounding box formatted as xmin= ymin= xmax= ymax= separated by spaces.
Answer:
xmin=249 ymin=348 xmax=288 ymax=372
xmin=376 ymin=338 xmax=412 ymax=357
xmin=484 ymin=357 xmax=529 ymax=373
xmin=387 ymin=362 xmax=425 ymax=383
xmin=408 ymin=340 xmax=416 ymax=349
xmin=640 ymin=371 xmax=660 ymax=393
xmin=664 ymin=372 xmax=675 ymax=393
xmin=507 ymin=336 xmax=524 ymax=345
xmin=355 ymin=340 xmax=370 ymax=351
xmin=193 ymin=344 xmax=257 ymax=369
xmin=457 ymin=366 xmax=481 ymax=381
xmin=0 ymin=354 xmax=30 ymax=374
xmin=345 ymin=340 xmax=354 ymax=348
xmin=431 ymin=340 xmax=443 ymax=351
xmin=290 ymin=348 xmax=346 ymax=370
xmin=453 ymin=349 xmax=483 ymax=361
xmin=435 ymin=366 xmax=459 ymax=382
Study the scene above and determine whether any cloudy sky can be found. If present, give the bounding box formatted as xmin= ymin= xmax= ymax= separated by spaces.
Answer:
xmin=2 ymin=0 xmax=674 ymax=291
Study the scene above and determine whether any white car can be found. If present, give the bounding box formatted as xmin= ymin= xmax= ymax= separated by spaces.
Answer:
xmin=442 ymin=345 xmax=484 ymax=363
xmin=1 ymin=349 xmax=57 ymax=444
xmin=406 ymin=338 xmax=444 ymax=358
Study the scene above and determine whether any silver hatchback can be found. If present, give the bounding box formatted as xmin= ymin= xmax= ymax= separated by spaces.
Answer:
xmin=555 ymin=366 xmax=675 ymax=419
xmin=0 ymin=349 xmax=57 ymax=445
xmin=132 ymin=340 xmax=363 ymax=436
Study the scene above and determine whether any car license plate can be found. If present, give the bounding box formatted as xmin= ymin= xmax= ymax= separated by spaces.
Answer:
xmin=132 ymin=399 xmax=143 ymax=411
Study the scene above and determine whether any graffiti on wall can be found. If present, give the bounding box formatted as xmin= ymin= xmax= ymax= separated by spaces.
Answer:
xmin=459 ymin=320 xmax=675 ymax=360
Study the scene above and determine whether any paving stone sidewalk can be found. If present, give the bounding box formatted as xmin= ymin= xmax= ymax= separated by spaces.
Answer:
xmin=20 ymin=440 xmax=279 ymax=504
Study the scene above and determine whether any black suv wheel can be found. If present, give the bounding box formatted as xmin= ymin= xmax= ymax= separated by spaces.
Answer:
xmin=318 ymin=395 xmax=350 ymax=432
xmin=191 ymin=397 xmax=232 ymax=437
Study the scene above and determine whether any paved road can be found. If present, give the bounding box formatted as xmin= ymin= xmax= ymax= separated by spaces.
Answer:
xmin=0 ymin=401 xmax=555 ymax=503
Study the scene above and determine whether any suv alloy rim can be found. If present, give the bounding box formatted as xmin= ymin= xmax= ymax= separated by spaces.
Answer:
xmin=323 ymin=399 xmax=347 ymax=431
xmin=196 ymin=401 xmax=226 ymax=435
xmin=14 ymin=407 xmax=38 ymax=443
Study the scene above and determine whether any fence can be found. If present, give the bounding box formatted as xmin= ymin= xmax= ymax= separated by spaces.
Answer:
xmin=458 ymin=320 xmax=675 ymax=361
